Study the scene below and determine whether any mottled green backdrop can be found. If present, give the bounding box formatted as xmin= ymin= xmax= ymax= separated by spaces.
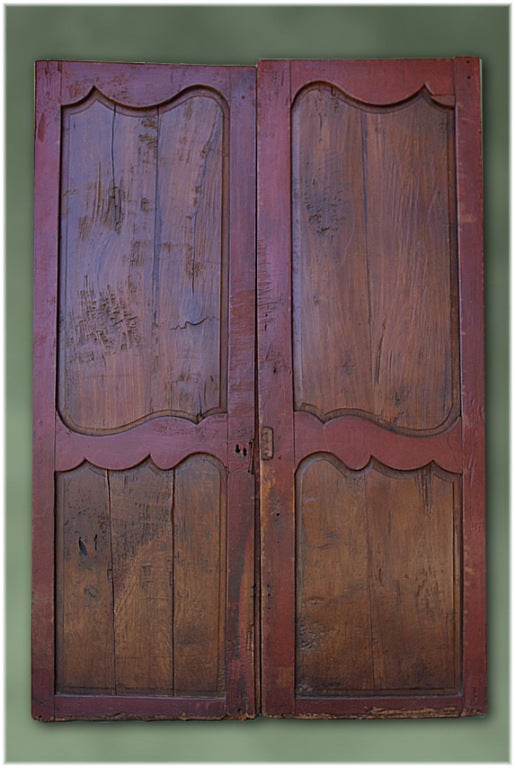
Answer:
xmin=6 ymin=5 xmax=508 ymax=762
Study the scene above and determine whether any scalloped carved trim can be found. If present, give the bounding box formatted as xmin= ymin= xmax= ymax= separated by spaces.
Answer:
xmin=55 ymin=412 xmax=227 ymax=472
xmin=293 ymin=412 xmax=462 ymax=473
xmin=292 ymin=80 xmax=454 ymax=111
xmin=296 ymin=451 xmax=460 ymax=481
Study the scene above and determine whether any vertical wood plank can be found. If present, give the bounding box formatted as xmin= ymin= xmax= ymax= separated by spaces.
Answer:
xmin=154 ymin=94 xmax=226 ymax=422
xmin=110 ymin=462 xmax=174 ymax=694
xmin=32 ymin=60 xmax=61 ymax=720
xmin=173 ymin=456 xmax=226 ymax=696
xmin=364 ymin=98 xmax=458 ymax=431
xmin=296 ymin=456 xmax=373 ymax=695
xmin=56 ymin=465 xmax=115 ymax=693
xmin=257 ymin=60 xmax=296 ymax=716
xmin=59 ymin=100 xmax=156 ymax=432
xmin=454 ymin=57 xmax=486 ymax=714
xmin=292 ymin=86 xmax=372 ymax=420
xmin=366 ymin=464 xmax=459 ymax=692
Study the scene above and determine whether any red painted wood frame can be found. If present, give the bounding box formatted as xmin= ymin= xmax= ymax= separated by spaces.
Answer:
xmin=33 ymin=61 xmax=257 ymax=720
xmin=257 ymin=58 xmax=485 ymax=718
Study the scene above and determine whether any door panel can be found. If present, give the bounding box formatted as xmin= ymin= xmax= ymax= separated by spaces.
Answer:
xmin=33 ymin=61 xmax=256 ymax=720
xmin=59 ymin=88 xmax=228 ymax=431
xmin=258 ymin=58 xmax=485 ymax=718
xmin=296 ymin=457 xmax=460 ymax=697
xmin=292 ymin=85 xmax=459 ymax=431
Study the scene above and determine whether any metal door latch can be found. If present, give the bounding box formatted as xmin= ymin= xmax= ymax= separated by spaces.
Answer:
xmin=261 ymin=426 xmax=274 ymax=460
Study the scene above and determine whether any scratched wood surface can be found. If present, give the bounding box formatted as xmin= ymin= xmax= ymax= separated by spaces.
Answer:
xmin=59 ymin=91 xmax=227 ymax=432
xmin=258 ymin=58 xmax=485 ymax=718
xmin=56 ymin=464 xmax=115 ymax=694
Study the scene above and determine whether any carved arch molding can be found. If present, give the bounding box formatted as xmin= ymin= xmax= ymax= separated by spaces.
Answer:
xmin=33 ymin=59 xmax=485 ymax=720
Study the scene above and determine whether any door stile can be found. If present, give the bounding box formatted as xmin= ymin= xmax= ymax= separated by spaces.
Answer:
xmin=32 ymin=60 xmax=62 ymax=722
xmin=225 ymin=66 xmax=258 ymax=718
xmin=454 ymin=57 xmax=486 ymax=714
xmin=257 ymin=60 xmax=296 ymax=716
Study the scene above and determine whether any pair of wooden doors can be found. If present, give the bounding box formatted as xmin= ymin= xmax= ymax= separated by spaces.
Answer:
xmin=33 ymin=58 xmax=485 ymax=721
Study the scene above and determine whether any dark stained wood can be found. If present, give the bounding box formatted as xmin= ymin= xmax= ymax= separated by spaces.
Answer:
xmin=173 ymin=455 xmax=226 ymax=696
xmin=110 ymin=461 xmax=174 ymax=694
xmin=56 ymin=464 xmax=115 ymax=693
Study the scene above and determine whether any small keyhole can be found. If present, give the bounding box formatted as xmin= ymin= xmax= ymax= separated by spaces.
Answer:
xmin=235 ymin=444 xmax=241 ymax=454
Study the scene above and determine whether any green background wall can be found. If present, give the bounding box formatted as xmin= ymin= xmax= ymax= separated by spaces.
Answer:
xmin=6 ymin=5 xmax=508 ymax=762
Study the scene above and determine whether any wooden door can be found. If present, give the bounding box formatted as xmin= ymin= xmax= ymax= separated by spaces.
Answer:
xmin=33 ymin=61 xmax=257 ymax=720
xmin=257 ymin=59 xmax=485 ymax=718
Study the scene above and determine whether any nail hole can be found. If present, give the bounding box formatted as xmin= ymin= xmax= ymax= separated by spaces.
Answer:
xmin=235 ymin=444 xmax=241 ymax=454
xmin=78 ymin=537 xmax=88 ymax=557
xmin=243 ymin=447 xmax=247 ymax=457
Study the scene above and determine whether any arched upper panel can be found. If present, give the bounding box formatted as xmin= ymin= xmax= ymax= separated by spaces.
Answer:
xmin=58 ymin=87 xmax=229 ymax=434
xmin=292 ymin=82 xmax=459 ymax=434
